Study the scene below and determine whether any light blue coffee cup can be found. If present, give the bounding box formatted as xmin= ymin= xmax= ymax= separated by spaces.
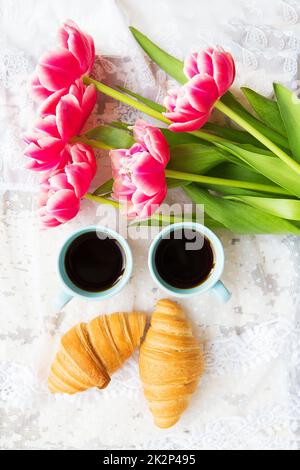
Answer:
xmin=54 ymin=225 xmax=133 ymax=311
xmin=148 ymin=222 xmax=231 ymax=302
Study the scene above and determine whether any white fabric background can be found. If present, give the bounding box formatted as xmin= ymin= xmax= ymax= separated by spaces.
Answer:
xmin=1 ymin=0 xmax=300 ymax=450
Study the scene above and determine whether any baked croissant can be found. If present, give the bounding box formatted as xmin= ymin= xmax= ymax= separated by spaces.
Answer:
xmin=48 ymin=312 xmax=146 ymax=394
xmin=139 ymin=299 xmax=204 ymax=429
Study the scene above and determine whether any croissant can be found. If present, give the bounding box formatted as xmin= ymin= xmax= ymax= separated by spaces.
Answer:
xmin=48 ymin=312 xmax=146 ymax=394
xmin=139 ymin=299 xmax=204 ymax=429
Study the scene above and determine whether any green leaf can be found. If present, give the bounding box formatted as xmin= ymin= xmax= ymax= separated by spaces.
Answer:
xmin=221 ymin=92 xmax=290 ymax=150
xmin=86 ymin=125 xmax=135 ymax=148
xmin=238 ymin=144 xmax=274 ymax=156
xmin=216 ymin=142 xmax=299 ymax=197
xmin=203 ymin=122 xmax=265 ymax=148
xmin=166 ymin=143 xmax=226 ymax=189
xmin=225 ymin=195 xmax=300 ymax=221
xmin=132 ymin=212 xmax=224 ymax=230
xmin=93 ymin=179 xmax=113 ymax=196
xmin=208 ymin=162 xmax=272 ymax=184
xmin=161 ymin=128 xmax=207 ymax=147
xmin=184 ymin=185 xmax=300 ymax=234
xmin=111 ymin=120 xmax=131 ymax=130
xmin=129 ymin=27 xmax=186 ymax=84
xmin=166 ymin=178 xmax=190 ymax=188
xmin=242 ymin=87 xmax=287 ymax=137
xmin=207 ymin=162 xmax=282 ymax=197
xmin=169 ymin=144 xmax=225 ymax=173
xmin=274 ymin=83 xmax=300 ymax=164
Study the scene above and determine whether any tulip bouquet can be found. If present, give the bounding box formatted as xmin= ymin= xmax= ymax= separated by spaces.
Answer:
xmin=24 ymin=20 xmax=300 ymax=234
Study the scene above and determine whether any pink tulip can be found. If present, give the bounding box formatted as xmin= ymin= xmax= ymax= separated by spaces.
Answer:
xmin=164 ymin=75 xmax=219 ymax=132
xmin=110 ymin=121 xmax=169 ymax=219
xmin=39 ymin=79 xmax=96 ymax=121
xmin=37 ymin=49 xmax=83 ymax=93
xmin=23 ymin=116 xmax=69 ymax=171
xmin=39 ymin=143 xmax=96 ymax=227
xmin=164 ymin=47 xmax=235 ymax=132
xmin=133 ymin=119 xmax=170 ymax=166
xmin=64 ymin=142 xmax=97 ymax=195
xmin=39 ymin=79 xmax=97 ymax=140
xmin=184 ymin=47 xmax=235 ymax=96
xmin=39 ymin=187 xmax=80 ymax=228
xmin=32 ymin=20 xmax=95 ymax=100
xmin=24 ymin=82 xmax=96 ymax=171
xmin=58 ymin=20 xmax=95 ymax=76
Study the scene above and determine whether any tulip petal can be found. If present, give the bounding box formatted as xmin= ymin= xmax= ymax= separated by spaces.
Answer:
xmin=132 ymin=186 xmax=167 ymax=218
xmin=24 ymin=136 xmax=63 ymax=162
xmin=48 ymin=172 xmax=72 ymax=191
xmin=196 ymin=50 xmax=214 ymax=77
xmin=132 ymin=121 xmax=170 ymax=167
xmin=81 ymin=84 xmax=97 ymax=125
xmin=38 ymin=89 xmax=66 ymax=117
xmin=34 ymin=116 xmax=60 ymax=138
xmin=56 ymin=95 xmax=83 ymax=141
xmin=143 ymin=128 xmax=170 ymax=167
xmin=110 ymin=149 xmax=128 ymax=172
xmin=31 ymin=74 xmax=52 ymax=102
xmin=46 ymin=189 xmax=80 ymax=223
xmin=39 ymin=207 xmax=62 ymax=228
xmin=112 ymin=176 xmax=136 ymax=201
xmin=212 ymin=49 xmax=235 ymax=95
xmin=185 ymin=74 xmax=218 ymax=113
xmin=168 ymin=115 xmax=210 ymax=132
xmin=184 ymin=52 xmax=200 ymax=79
xmin=58 ymin=20 xmax=95 ymax=74
xmin=131 ymin=152 xmax=166 ymax=196
xmin=68 ymin=143 xmax=97 ymax=177
xmin=37 ymin=49 xmax=82 ymax=91
xmin=25 ymin=158 xmax=60 ymax=172
xmin=65 ymin=162 xmax=93 ymax=198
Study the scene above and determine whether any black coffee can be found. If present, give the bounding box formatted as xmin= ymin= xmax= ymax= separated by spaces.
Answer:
xmin=154 ymin=229 xmax=214 ymax=289
xmin=65 ymin=231 xmax=125 ymax=292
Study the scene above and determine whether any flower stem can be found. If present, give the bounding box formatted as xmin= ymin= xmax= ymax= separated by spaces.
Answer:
xmin=165 ymin=169 xmax=289 ymax=195
xmin=215 ymin=100 xmax=300 ymax=175
xmin=84 ymin=77 xmax=170 ymax=124
xmin=83 ymin=76 xmax=227 ymax=146
xmin=84 ymin=76 xmax=300 ymax=177
xmin=85 ymin=193 xmax=202 ymax=225
xmin=78 ymin=131 xmax=288 ymax=196
xmin=85 ymin=193 xmax=120 ymax=208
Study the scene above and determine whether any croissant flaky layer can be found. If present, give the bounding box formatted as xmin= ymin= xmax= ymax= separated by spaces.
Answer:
xmin=139 ymin=299 xmax=204 ymax=429
xmin=48 ymin=312 xmax=147 ymax=394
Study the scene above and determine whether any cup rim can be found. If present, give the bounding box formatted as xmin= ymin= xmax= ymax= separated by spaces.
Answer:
xmin=57 ymin=225 xmax=133 ymax=301
xmin=148 ymin=222 xmax=225 ymax=298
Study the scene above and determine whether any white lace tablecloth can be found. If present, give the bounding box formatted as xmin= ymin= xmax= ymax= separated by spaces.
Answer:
xmin=1 ymin=0 xmax=300 ymax=451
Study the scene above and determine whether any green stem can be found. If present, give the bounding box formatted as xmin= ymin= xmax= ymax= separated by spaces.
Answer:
xmin=85 ymin=194 xmax=204 ymax=225
xmin=215 ymin=100 xmax=300 ymax=175
xmin=165 ymin=169 xmax=289 ymax=195
xmin=84 ymin=76 xmax=227 ymax=146
xmin=85 ymin=193 xmax=120 ymax=208
xmin=80 ymin=138 xmax=288 ymax=196
xmin=84 ymin=77 xmax=170 ymax=124
xmin=85 ymin=76 xmax=300 ymax=177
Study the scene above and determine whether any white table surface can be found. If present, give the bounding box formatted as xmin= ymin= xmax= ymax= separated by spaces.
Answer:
xmin=0 ymin=0 xmax=300 ymax=450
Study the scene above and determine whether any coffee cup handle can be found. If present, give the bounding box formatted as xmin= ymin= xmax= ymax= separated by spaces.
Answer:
xmin=211 ymin=280 xmax=231 ymax=302
xmin=53 ymin=290 xmax=73 ymax=312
